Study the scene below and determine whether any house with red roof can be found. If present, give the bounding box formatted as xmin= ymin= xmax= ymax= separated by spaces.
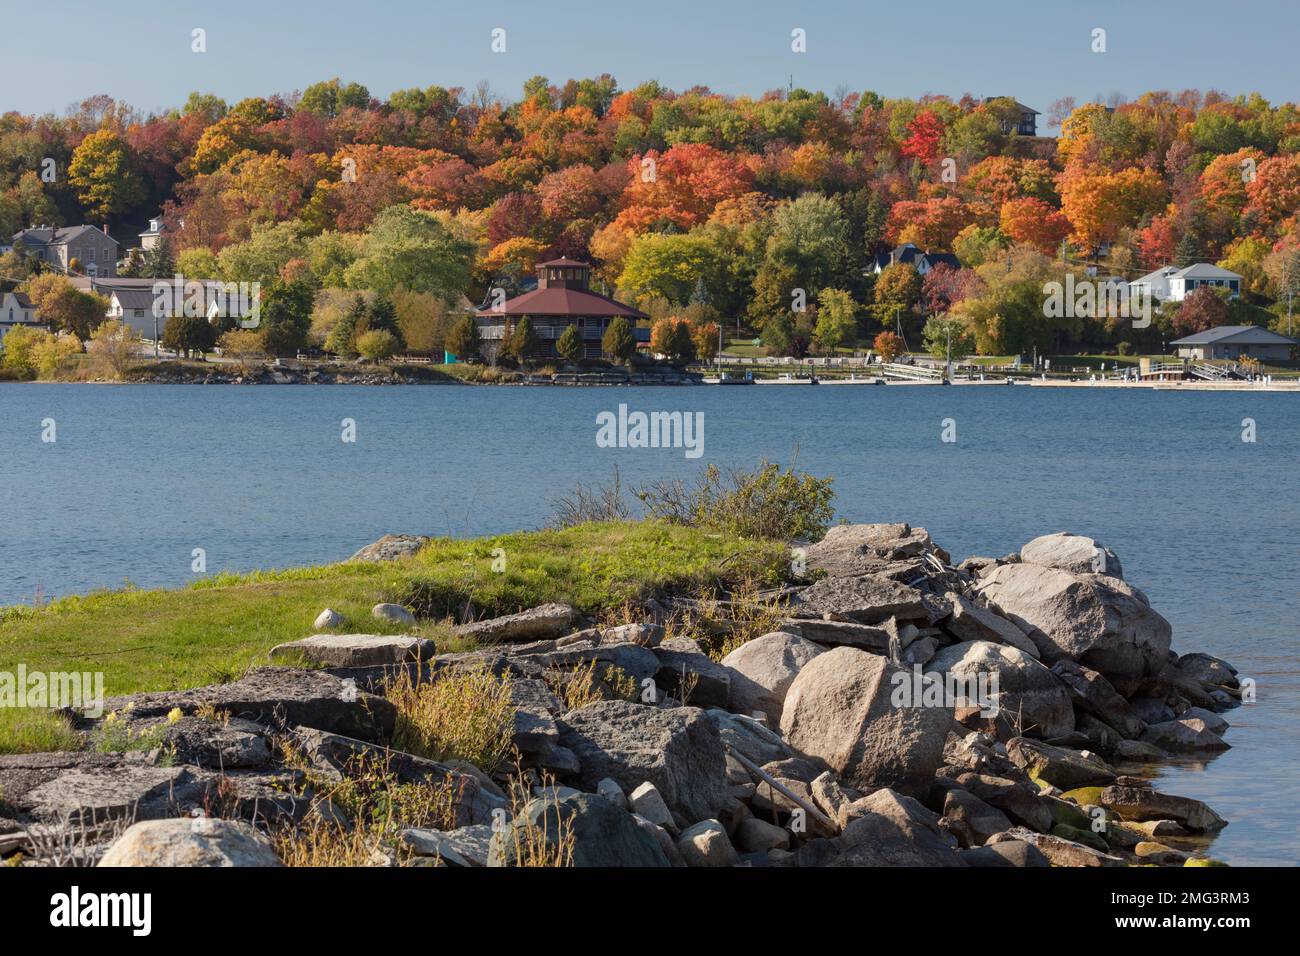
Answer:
xmin=476 ymin=259 xmax=648 ymax=360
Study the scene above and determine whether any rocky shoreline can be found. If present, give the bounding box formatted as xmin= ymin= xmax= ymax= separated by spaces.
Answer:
xmin=0 ymin=525 xmax=1243 ymax=868
xmin=106 ymin=364 xmax=706 ymax=386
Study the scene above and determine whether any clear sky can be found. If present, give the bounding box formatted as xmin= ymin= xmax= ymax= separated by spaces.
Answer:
xmin=3 ymin=0 xmax=1295 ymax=118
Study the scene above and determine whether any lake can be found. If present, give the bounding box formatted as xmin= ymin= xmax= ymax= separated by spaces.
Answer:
xmin=1 ymin=381 xmax=1297 ymax=864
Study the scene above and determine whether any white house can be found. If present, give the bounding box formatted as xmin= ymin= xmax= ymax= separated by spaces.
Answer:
xmin=0 ymin=291 xmax=43 ymax=343
xmin=106 ymin=288 xmax=162 ymax=339
xmin=1171 ymin=325 xmax=1297 ymax=361
xmin=1131 ymin=263 xmax=1242 ymax=303
xmin=1168 ymin=263 xmax=1241 ymax=301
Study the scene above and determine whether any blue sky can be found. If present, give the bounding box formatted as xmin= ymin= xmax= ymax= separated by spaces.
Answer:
xmin=3 ymin=0 xmax=1295 ymax=119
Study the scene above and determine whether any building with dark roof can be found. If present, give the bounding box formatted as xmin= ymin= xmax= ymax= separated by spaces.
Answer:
xmin=476 ymin=259 xmax=648 ymax=359
xmin=870 ymin=243 xmax=961 ymax=276
xmin=6 ymin=224 xmax=118 ymax=277
xmin=1171 ymin=325 xmax=1297 ymax=361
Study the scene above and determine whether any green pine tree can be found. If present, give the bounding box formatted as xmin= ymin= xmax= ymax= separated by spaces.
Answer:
xmin=601 ymin=316 xmax=636 ymax=364
xmin=326 ymin=295 xmax=367 ymax=356
xmin=445 ymin=314 xmax=481 ymax=360
xmin=509 ymin=316 xmax=538 ymax=362
xmin=556 ymin=323 xmax=585 ymax=363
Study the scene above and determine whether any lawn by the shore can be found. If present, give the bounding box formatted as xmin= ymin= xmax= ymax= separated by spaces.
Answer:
xmin=0 ymin=520 xmax=788 ymax=753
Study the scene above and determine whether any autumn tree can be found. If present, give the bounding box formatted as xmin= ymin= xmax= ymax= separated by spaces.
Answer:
xmin=691 ymin=320 xmax=720 ymax=362
xmin=1171 ymin=286 xmax=1230 ymax=336
xmin=23 ymin=274 xmax=107 ymax=339
xmin=873 ymin=330 xmax=903 ymax=362
xmin=999 ymin=198 xmax=1072 ymax=254
xmin=87 ymin=320 xmax=139 ymax=377
xmin=68 ymin=129 xmax=145 ymax=219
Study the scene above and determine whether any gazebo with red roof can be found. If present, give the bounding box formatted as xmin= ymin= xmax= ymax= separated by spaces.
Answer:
xmin=476 ymin=258 xmax=648 ymax=359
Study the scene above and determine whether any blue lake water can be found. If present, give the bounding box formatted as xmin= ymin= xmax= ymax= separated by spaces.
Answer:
xmin=1 ymin=381 xmax=1297 ymax=864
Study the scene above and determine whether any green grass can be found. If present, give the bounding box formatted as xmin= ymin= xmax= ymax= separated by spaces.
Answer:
xmin=0 ymin=521 xmax=787 ymax=753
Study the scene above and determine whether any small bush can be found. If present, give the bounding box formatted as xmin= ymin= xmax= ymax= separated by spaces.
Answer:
xmin=356 ymin=329 xmax=398 ymax=362
xmin=636 ymin=461 xmax=834 ymax=541
xmin=548 ymin=466 xmax=632 ymax=528
xmin=387 ymin=666 xmax=517 ymax=774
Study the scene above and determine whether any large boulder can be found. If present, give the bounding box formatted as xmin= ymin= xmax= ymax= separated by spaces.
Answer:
xmin=973 ymin=563 xmax=1171 ymax=683
xmin=780 ymin=647 xmax=955 ymax=798
xmin=0 ymin=753 xmax=213 ymax=825
xmin=556 ymin=701 xmax=730 ymax=828
xmin=991 ymin=826 xmax=1124 ymax=867
xmin=1020 ymin=532 xmax=1123 ymax=579
xmin=488 ymin=792 xmax=669 ymax=867
xmin=1050 ymin=660 xmax=1145 ymax=739
xmin=349 ymin=533 xmax=429 ymax=563
xmin=789 ymin=574 xmax=932 ymax=625
xmin=1006 ymin=737 xmax=1116 ymax=790
xmin=720 ymin=632 xmax=826 ymax=723
xmin=102 ymin=668 xmax=397 ymax=742
xmin=455 ymin=603 xmax=579 ymax=644
xmin=1098 ymin=785 xmax=1227 ymax=832
xmin=1140 ymin=718 xmax=1230 ymax=753
xmin=795 ymin=789 xmax=965 ymax=867
xmin=99 ymin=818 xmax=282 ymax=867
xmin=953 ymin=772 xmax=1054 ymax=832
xmin=268 ymin=634 xmax=435 ymax=668
xmin=941 ymin=787 xmax=1014 ymax=848
xmin=927 ymin=641 xmax=1074 ymax=740
xmin=804 ymin=523 xmax=945 ymax=577
xmin=943 ymin=594 xmax=1040 ymax=658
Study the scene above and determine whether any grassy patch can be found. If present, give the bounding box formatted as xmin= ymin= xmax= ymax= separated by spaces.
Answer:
xmin=388 ymin=667 xmax=516 ymax=774
xmin=0 ymin=520 xmax=786 ymax=754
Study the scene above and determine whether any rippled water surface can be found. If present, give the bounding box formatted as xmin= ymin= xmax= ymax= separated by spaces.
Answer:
xmin=2 ymin=382 xmax=1297 ymax=863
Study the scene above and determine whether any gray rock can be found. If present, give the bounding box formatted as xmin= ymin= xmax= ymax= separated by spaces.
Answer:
xmin=557 ymin=700 xmax=730 ymax=828
xmin=314 ymin=608 xmax=343 ymax=630
xmin=676 ymin=819 xmax=739 ymax=867
xmin=401 ymin=824 xmax=493 ymax=866
xmin=455 ymin=603 xmax=579 ymax=644
xmin=601 ymin=623 xmax=665 ymax=647
xmin=631 ymin=813 xmax=685 ymax=866
xmin=628 ymin=781 xmax=676 ymax=832
xmin=1115 ymin=739 xmax=1167 ymax=761
xmin=1050 ymin=660 xmax=1145 ymax=739
xmin=790 ymin=574 xmax=931 ymax=625
xmin=991 ymin=826 xmax=1124 ymax=866
xmin=488 ymin=792 xmax=670 ymax=867
xmin=928 ymin=640 xmax=1074 ymax=740
xmin=1129 ymin=696 xmax=1175 ymax=725
xmin=595 ymin=777 xmax=628 ymax=810
xmin=1019 ymin=532 xmax=1123 ymax=579
xmin=372 ymin=603 xmax=416 ymax=627
xmin=99 ymin=818 xmax=282 ymax=867
xmin=777 ymin=618 xmax=893 ymax=652
xmin=703 ymin=709 xmax=798 ymax=767
xmin=1176 ymin=653 xmax=1239 ymax=688
xmin=804 ymin=523 xmax=946 ymax=577
xmin=1099 ymin=785 xmax=1227 ymax=832
xmin=941 ymin=787 xmax=1014 ymax=848
xmin=1141 ymin=718 xmax=1230 ymax=753
xmin=1006 ymin=737 xmax=1116 ymax=790
xmin=349 ymin=534 xmax=429 ymax=563
xmin=1182 ymin=707 xmax=1229 ymax=735
xmin=781 ymin=647 xmax=955 ymax=798
xmin=720 ymin=631 xmax=825 ymax=723
xmin=269 ymin=633 xmax=435 ymax=668
xmin=155 ymin=716 xmax=271 ymax=769
xmin=943 ymin=594 xmax=1040 ymax=658
xmin=974 ymin=564 xmax=1171 ymax=683
xmin=735 ymin=816 xmax=790 ymax=853
xmin=953 ymin=772 xmax=1053 ymax=832
xmin=959 ymin=839 xmax=1051 ymax=867
xmin=103 ymin=668 xmax=397 ymax=742
xmin=795 ymin=788 xmax=964 ymax=867
xmin=12 ymin=758 xmax=211 ymax=825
